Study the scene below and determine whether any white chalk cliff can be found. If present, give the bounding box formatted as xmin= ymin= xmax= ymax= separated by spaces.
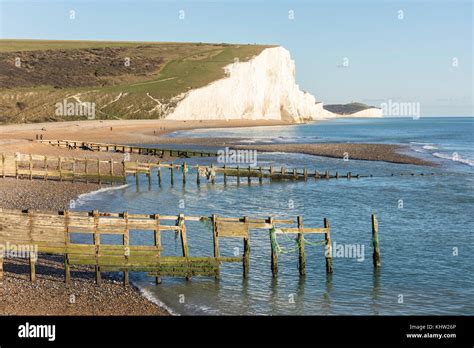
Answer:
xmin=166 ymin=47 xmax=382 ymax=122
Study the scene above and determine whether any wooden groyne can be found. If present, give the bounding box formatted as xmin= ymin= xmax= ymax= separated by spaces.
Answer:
xmin=0 ymin=153 xmax=361 ymax=186
xmin=37 ymin=139 xmax=217 ymax=158
xmin=0 ymin=208 xmax=333 ymax=284
xmin=1 ymin=153 xmax=124 ymax=184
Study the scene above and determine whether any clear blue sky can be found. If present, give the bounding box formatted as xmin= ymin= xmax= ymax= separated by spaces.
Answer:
xmin=1 ymin=0 xmax=472 ymax=115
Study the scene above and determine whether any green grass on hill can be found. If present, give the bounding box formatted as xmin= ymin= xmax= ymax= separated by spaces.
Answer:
xmin=0 ymin=39 xmax=274 ymax=123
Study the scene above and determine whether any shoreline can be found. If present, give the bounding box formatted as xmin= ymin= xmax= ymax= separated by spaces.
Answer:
xmin=0 ymin=118 xmax=435 ymax=166
xmin=0 ymin=117 xmax=435 ymax=316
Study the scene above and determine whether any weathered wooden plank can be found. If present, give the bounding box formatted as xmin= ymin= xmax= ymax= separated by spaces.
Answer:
xmin=277 ymin=227 xmax=329 ymax=234
xmin=216 ymin=221 xmax=249 ymax=238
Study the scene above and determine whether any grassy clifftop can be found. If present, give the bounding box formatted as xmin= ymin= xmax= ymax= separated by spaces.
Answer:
xmin=0 ymin=40 xmax=272 ymax=123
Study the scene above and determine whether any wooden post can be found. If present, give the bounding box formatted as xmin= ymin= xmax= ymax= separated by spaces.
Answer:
xmin=72 ymin=159 xmax=76 ymax=183
xmin=372 ymin=214 xmax=381 ymax=268
xmin=97 ymin=159 xmax=101 ymax=184
xmin=196 ymin=165 xmax=200 ymax=185
xmin=1 ymin=153 xmax=5 ymax=179
xmin=324 ymin=218 xmax=333 ymax=273
xmin=243 ymin=216 xmax=250 ymax=278
xmin=15 ymin=154 xmax=18 ymax=179
xmin=59 ymin=157 xmax=63 ymax=181
xmin=122 ymin=160 xmax=126 ymax=184
xmin=325 ymin=170 xmax=330 ymax=179
xmin=348 ymin=172 xmax=352 ymax=179
xmin=64 ymin=210 xmax=70 ymax=284
xmin=269 ymin=166 xmax=274 ymax=179
xmin=212 ymin=214 xmax=220 ymax=279
xmin=293 ymin=168 xmax=297 ymax=179
xmin=0 ymin=254 xmax=3 ymax=281
xmin=297 ymin=216 xmax=306 ymax=276
xmin=109 ymin=159 xmax=114 ymax=183
xmin=209 ymin=164 xmax=215 ymax=184
xmin=269 ymin=217 xmax=278 ymax=277
xmin=236 ymin=165 xmax=240 ymax=184
xmin=123 ymin=211 xmax=130 ymax=286
xmin=259 ymin=166 xmax=263 ymax=183
xmin=29 ymin=154 xmax=33 ymax=180
xmin=29 ymin=251 xmax=36 ymax=282
xmin=223 ymin=164 xmax=227 ymax=185
xmin=93 ymin=210 xmax=101 ymax=284
xmin=147 ymin=168 xmax=152 ymax=190
xmin=27 ymin=210 xmax=36 ymax=282
xmin=182 ymin=162 xmax=187 ymax=185
xmin=84 ymin=158 xmax=89 ymax=183
xmin=336 ymin=171 xmax=339 ymax=179
xmin=44 ymin=156 xmax=48 ymax=181
xmin=154 ymin=214 xmax=161 ymax=284
xmin=157 ymin=165 xmax=162 ymax=186
xmin=281 ymin=166 xmax=285 ymax=179
xmin=178 ymin=214 xmax=190 ymax=280
xmin=304 ymin=168 xmax=308 ymax=181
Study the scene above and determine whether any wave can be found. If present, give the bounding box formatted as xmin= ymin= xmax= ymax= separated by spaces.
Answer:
xmin=422 ymin=145 xmax=438 ymax=150
xmin=432 ymin=152 xmax=474 ymax=167
xmin=75 ymin=184 xmax=129 ymax=205
xmin=136 ymin=286 xmax=180 ymax=316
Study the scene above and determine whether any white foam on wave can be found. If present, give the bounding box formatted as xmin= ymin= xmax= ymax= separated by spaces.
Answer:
xmin=75 ymin=184 xmax=129 ymax=205
xmin=432 ymin=152 xmax=474 ymax=167
xmin=422 ymin=145 xmax=438 ymax=150
xmin=136 ymin=286 xmax=180 ymax=316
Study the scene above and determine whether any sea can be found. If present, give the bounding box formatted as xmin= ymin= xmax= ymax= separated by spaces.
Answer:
xmin=75 ymin=117 xmax=474 ymax=315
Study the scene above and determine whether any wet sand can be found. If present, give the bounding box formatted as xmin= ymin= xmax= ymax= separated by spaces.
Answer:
xmin=234 ymin=143 xmax=435 ymax=166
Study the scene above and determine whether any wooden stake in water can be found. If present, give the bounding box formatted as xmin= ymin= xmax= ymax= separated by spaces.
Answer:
xmin=157 ymin=165 xmax=162 ymax=186
xmin=223 ymin=164 xmax=227 ymax=185
xmin=372 ymin=214 xmax=381 ymax=268
xmin=297 ymin=216 xmax=306 ymax=276
xmin=269 ymin=217 xmax=278 ymax=277
xmin=182 ymin=162 xmax=187 ymax=185
xmin=324 ymin=218 xmax=333 ymax=273
xmin=212 ymin=214 xmax=220 ymax=279
xmin=196 ymin=165 xmax=200 ymax=185
xmin=243 ymin=216 xmax=250 ymax=278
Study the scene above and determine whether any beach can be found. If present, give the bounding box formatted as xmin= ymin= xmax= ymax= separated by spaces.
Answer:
xmin=0 ymin=119 xmax=433 ymax=166
xmin=0 ymin=118 xmax=437 ymax=316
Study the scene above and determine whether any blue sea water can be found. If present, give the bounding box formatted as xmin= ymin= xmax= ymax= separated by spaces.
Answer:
xmin=76 ymin=117 xmax=474 ymax=315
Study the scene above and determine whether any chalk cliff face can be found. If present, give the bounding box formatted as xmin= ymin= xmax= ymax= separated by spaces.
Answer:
xmin=323 ymin=107 xmax=383 ymax=118
xmin=166 ymin=46 xmax=383 ymax=122
xmin=167 ymin=47 xmax=332 ymax=122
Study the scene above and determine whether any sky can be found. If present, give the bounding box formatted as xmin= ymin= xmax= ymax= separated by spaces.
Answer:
xmin=0 ymin=0 xmax=472 ymax=116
